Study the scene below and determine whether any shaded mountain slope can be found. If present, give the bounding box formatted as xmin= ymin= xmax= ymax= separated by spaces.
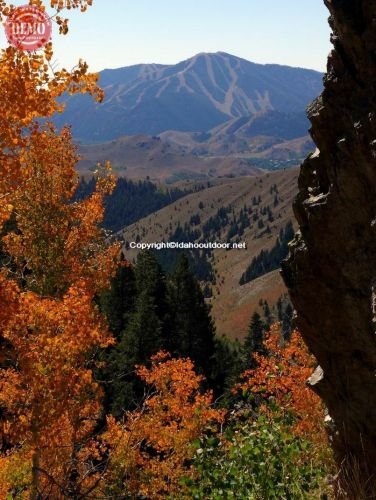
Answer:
xmin=56 ymin=52 xmax=322 ymax=142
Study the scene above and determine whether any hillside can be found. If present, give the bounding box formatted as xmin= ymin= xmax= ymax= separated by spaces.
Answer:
xmin=77 ymin=134 xmax=265 ymax=182
xmin=118 ymin=168 xmax=299 ymax=340
xmin=159 ymin=111 xmax=313 ymax=155
xmin=77 ymin=124 xmax=313 ymax=183
xmin=56 ymin=52 xmax=322 ymax=142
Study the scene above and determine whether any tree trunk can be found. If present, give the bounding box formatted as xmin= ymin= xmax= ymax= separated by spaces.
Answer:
xmin=281 ymin=0 xmax=376 ymax=494
xmin=31 ymin=445 xmax=41 ymax=500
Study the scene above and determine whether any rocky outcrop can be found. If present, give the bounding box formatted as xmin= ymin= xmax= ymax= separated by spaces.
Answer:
xmin=281 ymin=0 xmax=376 ymax=492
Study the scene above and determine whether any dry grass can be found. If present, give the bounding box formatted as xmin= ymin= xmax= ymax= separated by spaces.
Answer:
xmin=120 ymin=168 xmax=299 ymax=340
xmin=334 ymin=455 xmax=376 ymax=499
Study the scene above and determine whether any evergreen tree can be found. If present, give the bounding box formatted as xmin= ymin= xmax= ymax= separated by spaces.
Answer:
xmin=121 ymin=250 xmax=169 ymax=359
xmin=105 ymin=251 xmax=169 ymax=415
xmin=239 ymin=221 xmax=295 ymax=285
xmin=263 ymin=300 xmax=273 ymax=327
xmin=211 ymin=336 xmax=243 ymax=397
xmin=99 ymin=253 xmax=136 ymax=339
xmin=167 ymin=253 xmax=216 ymax=379
xmin=277 ymin=296 xmax=283 ymax=321
xmin=244 ymin=312 xmax=265 ymax=365
xmin=74 ymin=177 xmax=189 ymax=232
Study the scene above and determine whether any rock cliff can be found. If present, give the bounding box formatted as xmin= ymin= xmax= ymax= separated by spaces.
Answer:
xmin=281 ymin=0 xmax=376 ymax=492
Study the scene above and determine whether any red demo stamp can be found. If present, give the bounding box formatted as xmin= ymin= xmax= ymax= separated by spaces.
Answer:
xmin=5 ymin=5 xmax=52 ymax=51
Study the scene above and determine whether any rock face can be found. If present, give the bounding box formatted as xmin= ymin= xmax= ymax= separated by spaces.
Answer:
xmin=281 ymin=0 xmax=376 ymax=490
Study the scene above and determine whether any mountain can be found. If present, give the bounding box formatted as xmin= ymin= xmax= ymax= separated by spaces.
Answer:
xmin=210 ymin=110 xmax=310 ymax=141
xmin=77 ymin=134 xmax=266 ymax=182
xmin=56 ymin=52 xmax=323 ymax=142
xmin=159 ymin=111 xmax=313 ymax=156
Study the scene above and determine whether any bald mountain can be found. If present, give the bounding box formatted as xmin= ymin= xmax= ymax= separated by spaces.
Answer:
xmin=55 ymin=52 xmax=323 ymax=142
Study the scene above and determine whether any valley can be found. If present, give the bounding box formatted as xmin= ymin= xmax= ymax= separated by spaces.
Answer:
xmin=71 ymin=52 xmax=315 ymax=340
xmin=117 ymin=168 xmax=299 ymax=340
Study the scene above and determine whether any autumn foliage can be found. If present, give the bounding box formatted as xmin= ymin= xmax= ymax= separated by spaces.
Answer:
xmin=234 ymin=324 xmax=326 ymax=444
xmin=3 ymin=124 xmax=118 ymax=296
xmin=101 ymin=352 xmax=224 ymax=499
xmin=0 ymin=1 xmax=120 ymax=497
xmin=0 ymin=287 xmax=114 ymax=497
xmin=0 ymin=10 xmax=101 ymax=228
xmin=0 ymin=1 xmax=333 ymax=498
xmin=0 ymin=131 xmax=118 ymax=496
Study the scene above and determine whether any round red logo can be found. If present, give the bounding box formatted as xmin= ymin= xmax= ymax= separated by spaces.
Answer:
xmin=5 ymin=5 xmax=52 ymax=51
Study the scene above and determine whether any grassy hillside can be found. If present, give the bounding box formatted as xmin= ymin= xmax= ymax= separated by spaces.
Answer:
xmin=118 ymin=168 xmax=299 ymax=340
xmin=77 ymin=135 xmax=266 ymax=182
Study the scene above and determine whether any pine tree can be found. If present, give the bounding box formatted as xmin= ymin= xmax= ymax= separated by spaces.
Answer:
xmin=211 ymin=336 xmax=243 ymax=396
xmin=106 ymin=251 xmax=169 ymax=415
xmin=277 ymin=296 xmax=283 ymax=321
xmin=99 ymin=253 xmax=136 ymax=339
xmin=167 ymin=253 xmax=216 ymax=379
xmin=263 ymin=300 xmax=273 ymax=327
xmin=244 ymin=312 xmax=265 ymax=365
xmin=123 ymin=251 xmax=167 ymax=353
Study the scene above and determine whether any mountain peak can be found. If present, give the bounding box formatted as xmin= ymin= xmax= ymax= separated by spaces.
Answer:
xmin=55 ymin=53 xmax=323 ymax=142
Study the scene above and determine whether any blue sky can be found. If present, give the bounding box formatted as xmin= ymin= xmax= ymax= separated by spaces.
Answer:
xmin=1 ymin=0 xmax=331 ymax=73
